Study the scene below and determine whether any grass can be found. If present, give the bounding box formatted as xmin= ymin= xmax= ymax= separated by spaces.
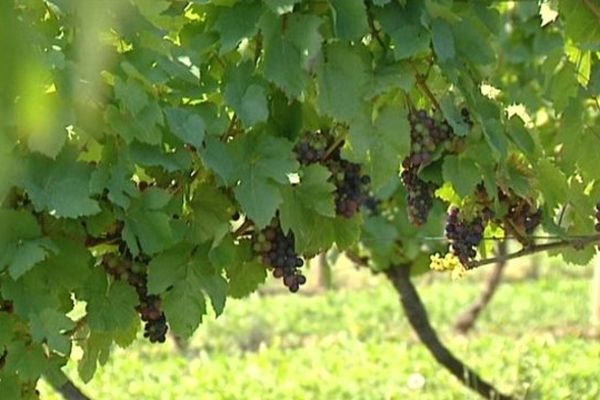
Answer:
xmin=38 ymin=263 xmax=600 ymax=400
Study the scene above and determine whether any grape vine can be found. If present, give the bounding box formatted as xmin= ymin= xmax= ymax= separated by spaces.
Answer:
xmin=2 ymin=1 xmax=600 ymax=397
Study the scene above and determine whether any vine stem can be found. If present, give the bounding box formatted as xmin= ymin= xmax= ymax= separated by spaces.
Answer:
xmin=466 ymin=234 xmax=600 ymax=270
xmin=343 ymin=252 xmax=514 ymax=398
xmin=420 ymin=234 xmax=599 ymax=242
xmin=385 ymin=264 xmax=514 ymax=400
xmin=45 ymin=370 xmax=91 ymax=400
xmin=413 ymin=69 xmax=441 ymax=110
xmin=321 ymin=132 xmax=346 ymax=161
xmin=233 ymin=219 xmax=254 ymax=238
xmin=63 ymin=316 xmax=88 ymax=337
xmin=365 ymin=1 xmax=386 ymax=50
xmin=221 ymin=114 xmax=239 ymax=141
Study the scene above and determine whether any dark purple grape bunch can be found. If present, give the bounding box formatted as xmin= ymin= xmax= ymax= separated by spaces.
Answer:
xmin=295 ymin=133 xmax=373 ymax=218
xmin=136 ymin=293 xmax=168 ymax=344
xmin=401 ymin=161 xmax=437 ymax=226
xmin=253 ymin=218 xmax=306 ymax=293
xmin=445 ymin=208 xmax=485 ymax=265
xmin=406 ymin=109 xmax=455 ymax=168
xmin=328 ymin=158 xmax=372 ymax=218
xmin=103 ymin=255 xmax=168 ymax=343
xmin=294 ymin=132 xmax=329 ymax=165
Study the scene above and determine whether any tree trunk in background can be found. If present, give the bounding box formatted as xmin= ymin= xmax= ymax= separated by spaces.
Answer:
xmin=525 ymin=253 xmax=540 ymax=280
xmin=315 ymin=253 xmax=332 ymax=290
xmin=592 ymin=263 xmax=600 ymax=326
xmin=454 ymin=241 xmax=507 ymax=334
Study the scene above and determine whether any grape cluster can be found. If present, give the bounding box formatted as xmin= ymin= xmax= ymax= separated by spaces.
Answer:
xmin=294 ymin=133 xmax=329 ymax=165
xmin=103 ymin=255 xmax=168 ymax=343
xmin=401 ymin=108 xmax=469 ymax=225
xmin=294 ymin=133 xmax=373 ymax=219
xmin=445 ymin=208 xmax=484 ymax=265
xmin=401 ymin=163 xmax=437 ymax=226
xmin=328 ymin=157 xmax=371 ymax=218
xmin=406 ymin=109 xmax=456 ymax=168
xmin=253 ymin=218 xmax=306 ymax=293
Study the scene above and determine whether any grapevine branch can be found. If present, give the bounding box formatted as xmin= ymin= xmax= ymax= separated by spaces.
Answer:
xmin=344 ymin=252 xmax=513 ymax=398
xmin=465 ymin=234 xmax=600 ymax=270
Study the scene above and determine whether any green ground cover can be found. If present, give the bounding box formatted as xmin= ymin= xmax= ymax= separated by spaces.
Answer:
xmin=39 ymin=270 xmax=600 ymax=399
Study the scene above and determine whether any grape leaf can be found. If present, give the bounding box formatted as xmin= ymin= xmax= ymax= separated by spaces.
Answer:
xmin=330 ymin=0 xmax=369 ymax=41
xmin=114 ymin=78 xmax=148 ymax=116
xmin=148 ymin=244 xmax=228 ymax=337
xmin=221 ymin=134 xmax=298 ymax=228
xmin=189 ymin=183 xmax=233 ymax=245
xmin=431 ymin=19 xmax=455 ymax=62
xmin=0 ymin=238 xmax=57 ymax=280
xmin=84 ymin=272 xmax=138 ymax=332
xmin=1 ymin=269 xmax=62 ymax=320
xmin=226 ymin=260 xmax=267 ymax=298
xmin=213 ymin=1 xmax=263 ymax=53
xmin=123 ymin=209 xmax=175 ymax=256
xmin=260 ymin=12 xmax=322 ymax=97
xmin=164 ymin=107 xmax=206 ymax=148
xmin=536 ymin=159 xmax=568 ymax=211
xmin=317 ymin=42 xmax=369 ymax=122
xmin=375 ymin=2 xmax=430 ymax=60
xmin=23 ymin=152 xmax=101 ymax=218
xmin=77 ymin=332 xmax=113 ymax=383
xmin=29 ymin=309 xmax=75 ymax=355
xmin=346 ymin=105 xmax=410 ymax=189
xmin=3 ymin=342 xmax=47 ymax=381
xmin=559 ymin=0 xmax=600 ymax=47
xmin=442 ymin=155 xmax=481 ymax=198
xmin=162 ymin=278 xmax=207 ymax=338
xmin=224 ymin=62 xmax=269 ymax=127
